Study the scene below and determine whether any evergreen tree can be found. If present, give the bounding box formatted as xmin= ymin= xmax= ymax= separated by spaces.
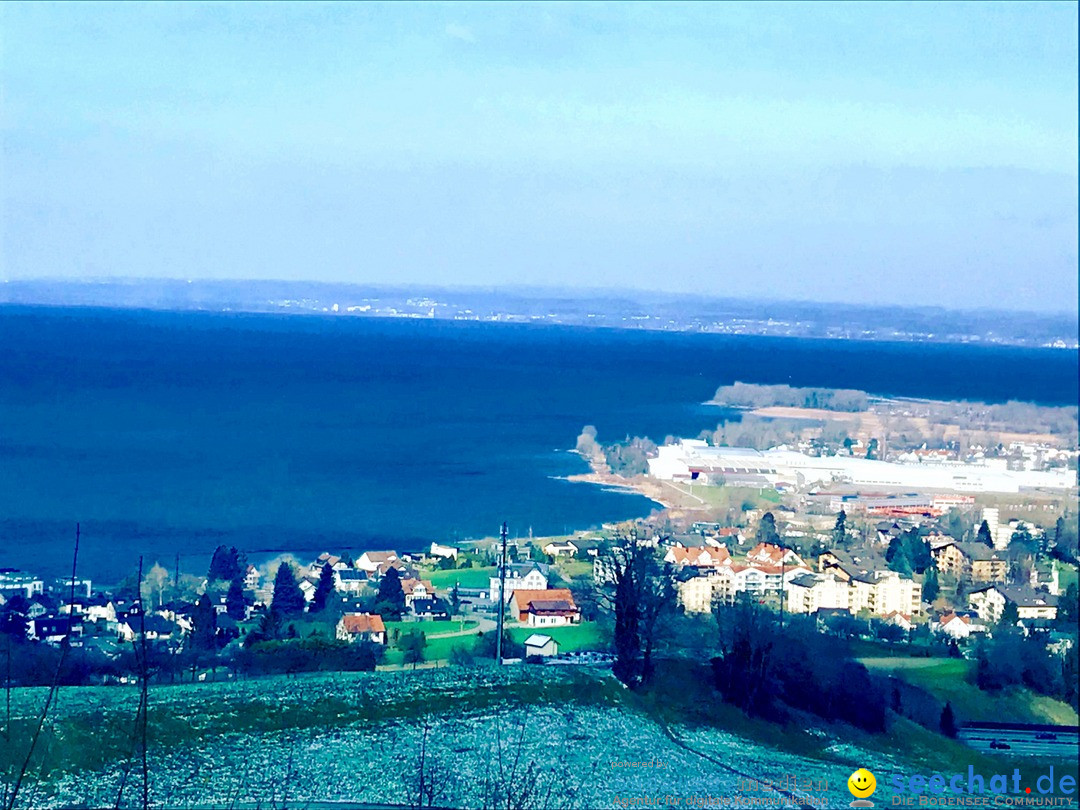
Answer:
xmin=922 ymin=565 xmax=940 ymax=603
xmin=191 ymin=593 xmax=218 ymax=652
xmin=449 ymin=582 xmax=461 ymax=615
xmin=208 ymin=545 xmax=246 ymax=582
xmin=887 ymin=543 xmax=913 ymax=576
xmin=270 ymin=562 xmax=306 ymax=617
xmin=311 ymin=563 xmax=336 ymax=613
xmin=831 ymin=510 xmax=847 ymax=547
xmin=865 ymin=438 xmax=879 ymax=460
xmin=977 ymin=520 xmax=994 ymax=547
xmin=756 ymin=512 xmax=779 ymax=545
xmin=375 ymin=567 xmax=406 ymax=619
xmin=226 ymin=575 xmax=247 ymax=620
xmin=940 ymin=702 xmax=958 ymax=738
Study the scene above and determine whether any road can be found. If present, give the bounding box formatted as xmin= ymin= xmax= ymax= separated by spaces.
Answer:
xmin=959 ymin=723 xmax=1079 ymax=758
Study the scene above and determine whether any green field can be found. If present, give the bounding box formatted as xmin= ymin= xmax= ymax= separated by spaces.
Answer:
xmin=421 ymin=565 xmax=495 ymax=589
xmin=508 ymin=622 xmax=607 ymax=653
xmin=860 ymin=656 xmax=1079 ymax=725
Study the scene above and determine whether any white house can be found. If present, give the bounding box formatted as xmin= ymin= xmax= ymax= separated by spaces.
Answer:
xmin=336 ymin=613 xmax=387 ymax=644
xmin=490 ymin=564 xmax=548 ymax=603
xmin=357 ymin=551 xmax=399 ymax=574
xmin=430 ymin=543 xmax=459 ymax=561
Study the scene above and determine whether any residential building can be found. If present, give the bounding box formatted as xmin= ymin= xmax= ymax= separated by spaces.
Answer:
xmin=357 ymin=551 xmax=399 ymax=574
xmin=429 ymin=542 xmax=459 ymax=560
xmin=786 ymin=573 xmax=851 ymax=614
xmin=969 ymin=585 xmax=1058 ymax=623
xmin=401 ymin=578 xmax=435 ymax=608
xmin=490 ymin=563 xmax=549 ymax=603
xmin=509 ymin=589 xmax=579 ymax=626
xmin=746 ymin=543 xmax=804 ymax=568
xmin=664 ymin=545 xmax=731 ymax=570
xmin=336 ymin=613 xmax=387 ymax=644
xmin=931 ymin=541 xmax=1008 ymax=584
xmin=0 ymin=571 xmax=45 ymax=600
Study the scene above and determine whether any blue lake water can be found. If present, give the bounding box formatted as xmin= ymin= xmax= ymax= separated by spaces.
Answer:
xmin=1 ymin=306 xmax=1076 ymax=583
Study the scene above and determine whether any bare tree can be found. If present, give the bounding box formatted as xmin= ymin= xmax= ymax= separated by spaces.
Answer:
xmin=594 ymin=527 xmax=675 ymax=689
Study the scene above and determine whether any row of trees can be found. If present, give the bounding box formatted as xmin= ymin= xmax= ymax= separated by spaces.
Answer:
xmin=712 ymin=382 xmax=869 ymax=412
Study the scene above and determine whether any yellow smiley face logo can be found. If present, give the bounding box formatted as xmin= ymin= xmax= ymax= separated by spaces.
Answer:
xmin=848 ymin=768 xmax=876 ymax=799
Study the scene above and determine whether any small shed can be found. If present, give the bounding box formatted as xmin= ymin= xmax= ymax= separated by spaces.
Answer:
xmin=523 ymin=633 xmax=559 ymax=658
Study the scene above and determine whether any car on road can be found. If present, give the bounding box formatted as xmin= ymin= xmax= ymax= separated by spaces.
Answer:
xmin=990 ymin=740 xmax=1011 ymax=750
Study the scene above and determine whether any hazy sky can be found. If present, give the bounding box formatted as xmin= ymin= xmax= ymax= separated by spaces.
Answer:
xmin=2 ymin=1 xmax=1077 ymax=311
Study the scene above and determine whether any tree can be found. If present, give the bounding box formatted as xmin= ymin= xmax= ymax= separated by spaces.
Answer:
xmin=940 ymin=702 xmax=958 ymax=738
xmin=865 ymin=438 xmax=879 ymax=460
xmin=596 ymin=529 xmax=675 ymax=688
xmin=400 ymin=630 xmax=427 ymax=669
xmin=208 ymin=545 xmax=246 ymax=582
xmin=310 ymin=563 xmax=336 ymax=613
xmin=375 ymin=567 xmax=406 ymax=620
xmin=922 ymin=566 xmax=940 ymax=603
xmin=270 ymin=562 xmax=306 ymax=617
xmin=886 ymin=535 xmax=913 ymax=576
xmin=225 ymin=575 xmax=247 ymax=620
xmin=756 ymin=513 xmax=779 ymax=546
xmin=1057 ymin=582 xmax=1078 ymax=626
xmin=831 ymin=510 xmax=847 ymax=548
xmin=977 ymin=520 xmax=994 ymax=547
xmin=191 ymin=593 xmax=218 ymax=652
xmin=449 ymin=583 xmax=461 ymax=615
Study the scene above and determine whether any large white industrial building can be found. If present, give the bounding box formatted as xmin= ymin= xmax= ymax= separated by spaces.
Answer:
xmin=648 ymin=440 xmax=1075 ymax=494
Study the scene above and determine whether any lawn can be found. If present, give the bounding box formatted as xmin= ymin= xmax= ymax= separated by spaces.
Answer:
xmin=1059 ymin=562 xmax=1078 ymax=594
xmin=860 ymin=656 xmax=1079 ymax=725
xmin=508 ymin=622 xmax=607 ymax=653
xmin=384 ymin=619 xmax=477 ymax=638
xmin=555 ymin=559 xmax=593 ymax=581
xmin=422 ymin=565 xmax=495 ymax=589
xmin=381 ymin=634 xmax=474 ymax=667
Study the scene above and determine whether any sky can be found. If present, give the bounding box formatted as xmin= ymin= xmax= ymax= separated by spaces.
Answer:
xmin=1 ymin=1 xmax=1077 ymax=312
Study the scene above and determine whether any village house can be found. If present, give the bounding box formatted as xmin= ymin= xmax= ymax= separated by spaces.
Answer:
xmin=882 ymin=611 xmax=914 ymax=632
xmin=968 ymin=585 xmax=1059 ymax=623
xmin=931 ymin=541 xmax=1008 ymax=584
xmin=400 ymin=578 xmax=436 ymax=608
xmin=931 ymin=611 xmax=987 ymax=640
xmin=509 ymin=588 xmax=580 ymax=627
xmin=664 ymin=544 xmax=731 ymax=570
xmin=429 ymin=542 xmax=459 ymax=561
xmin=746 ymin=542 xmax=805 ymax=569
xmin=336 ymin=569 xmax=368 ymax=594
xmin=357 ymin=551 xmax=399 ymax=575
xmin=243 ymin=564 xmax=261 ymax=591
xmin=490 ymin=563 xmax=549 ymax=603
xmin=336 ymin=612 xmax=387 ymax=644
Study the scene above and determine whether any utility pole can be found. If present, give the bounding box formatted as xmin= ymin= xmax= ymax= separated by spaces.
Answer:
xmin=495 ymin=522 xmax=508 ymax=665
